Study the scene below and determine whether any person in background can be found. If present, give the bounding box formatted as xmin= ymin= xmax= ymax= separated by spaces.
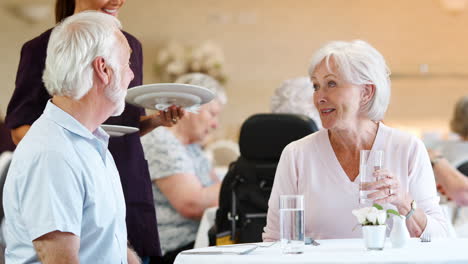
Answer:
xmin=270 ymin=76 xmax=322 ymax=129
xmin=4 ymin=12 xmax=139 ymax=263
xmin=4 ymin=1 xmax=183 ymax=262
xmin=141 ymin=73 xmax=226 ymax=264
xmin=263 ymin=40 xmax=449 ymax=241
xmin=430 ymin=96 xmax=468 ymax=206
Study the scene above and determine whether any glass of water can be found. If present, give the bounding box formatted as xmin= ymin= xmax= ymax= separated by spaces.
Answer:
xmin=279 ymin=195 xmax=304 ymax=254
xmin=359 ymin=150 xmax=384 ymax=205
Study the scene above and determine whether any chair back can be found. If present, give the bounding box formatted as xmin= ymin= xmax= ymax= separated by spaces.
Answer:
xmin=214 ymin=113 xmax=318 ymax=244
xmin=457 ymin=161 xmax=468 ymax=177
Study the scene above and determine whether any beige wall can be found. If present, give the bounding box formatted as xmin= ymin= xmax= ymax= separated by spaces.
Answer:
xmin=1 ymin=0 xmax=467 ymax=139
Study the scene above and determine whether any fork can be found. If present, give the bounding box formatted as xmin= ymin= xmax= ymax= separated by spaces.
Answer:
xmin=217 ymin=241 xmax=278 ymax=248
xmin=420 ymin=233 xmax=431 ymax=243
xmin=305 ymin=237 xmax=321 ymax=246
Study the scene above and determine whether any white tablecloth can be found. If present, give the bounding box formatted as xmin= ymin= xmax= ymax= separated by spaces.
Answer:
xmin=175 ymin=238 xmax=468 ymax=264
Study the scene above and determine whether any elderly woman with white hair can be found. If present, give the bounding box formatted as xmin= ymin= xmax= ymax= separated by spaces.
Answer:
xmin=271 ymin=76 xmax=322 ymax=129
xmin=263 ymin=40 xmax=449 ymax=241
xmin=141 ymin=73 xmax=226 ymax=264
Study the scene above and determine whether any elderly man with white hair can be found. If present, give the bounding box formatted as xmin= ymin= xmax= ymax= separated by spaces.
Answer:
xmin=3 ymin=12 xmax=141 ymax=264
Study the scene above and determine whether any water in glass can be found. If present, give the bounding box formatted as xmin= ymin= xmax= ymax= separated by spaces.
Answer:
xmin=359 ymin=150 xmax=384 ymax=204
xmin=280 ymin=208 xmax=304 ymax=254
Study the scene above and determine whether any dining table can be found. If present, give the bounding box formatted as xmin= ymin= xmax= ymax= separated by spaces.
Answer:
xmin=174 ymin=238 xmax=468 ymax=264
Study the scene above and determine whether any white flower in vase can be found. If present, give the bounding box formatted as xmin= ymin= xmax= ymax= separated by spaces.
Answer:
xmin=352 ymin=204 xmax=400 ymax=251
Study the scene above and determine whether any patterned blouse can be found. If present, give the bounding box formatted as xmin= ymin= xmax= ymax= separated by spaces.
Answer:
xmin=141 ymin=127 xmax=214 ymax=254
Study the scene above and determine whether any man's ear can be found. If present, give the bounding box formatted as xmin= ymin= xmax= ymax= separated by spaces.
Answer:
xmin=361 ymin=84 xmax=375 ymax=106
xmin=92 ymin=56 xmax=110 ymax=85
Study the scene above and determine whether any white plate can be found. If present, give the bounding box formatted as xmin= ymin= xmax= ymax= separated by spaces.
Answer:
xmin=100 ymin=125 xmax=139 ymax=137
xmin=126 ymin=83 xmax=214 ymax=110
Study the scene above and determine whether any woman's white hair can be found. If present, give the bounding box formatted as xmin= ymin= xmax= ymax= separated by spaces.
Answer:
xmin=270 ymin=76 xmax=322 ymax=128
xmin=308 ymin=40 xmax=391 ymax=121
xmin=175 ymin=73 xmax=227 ymax=105
xmin=43 ymin=11 xmax=122 ymax=100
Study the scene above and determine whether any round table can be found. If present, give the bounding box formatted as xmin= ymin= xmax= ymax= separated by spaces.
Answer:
xmin=175 ymin=238 xmax=468 ymax=263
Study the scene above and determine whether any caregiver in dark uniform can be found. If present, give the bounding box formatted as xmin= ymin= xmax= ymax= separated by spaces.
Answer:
xmin=5 ymin=0 xmax=183 ymax=262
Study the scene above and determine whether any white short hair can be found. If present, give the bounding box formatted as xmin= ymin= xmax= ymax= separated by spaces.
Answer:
xmin=175 ymin=73 xmax=227 ymax=105
xmin=270 ymin=76 xmax=322 ymax=128
xmin=43 ymin=11 xmax=122 ymax=100
xmin=308 ymin=40 xmax=391 ymax=121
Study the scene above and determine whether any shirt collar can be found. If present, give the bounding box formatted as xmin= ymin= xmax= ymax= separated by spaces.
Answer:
xmin=43 ymin=100 xmax=110 ymax=162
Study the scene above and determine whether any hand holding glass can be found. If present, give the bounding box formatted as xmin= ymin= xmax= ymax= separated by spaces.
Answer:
xmin=359 ymin=150 xmax=384 ymax=204
xmin=280 ymin=195 xmax=304 ymax=254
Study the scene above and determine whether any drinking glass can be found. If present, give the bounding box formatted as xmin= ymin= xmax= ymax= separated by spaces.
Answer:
xmin=280 ymin=195 xmax=304 ymax=254
xmin=373 ymin=150 xmax=384 ymax=173
xmin=359 ymin=150 xmax=384 ymax=205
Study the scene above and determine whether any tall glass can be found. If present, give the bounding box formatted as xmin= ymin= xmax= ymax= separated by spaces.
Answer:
xmin=373 ymin=150 xmax=384 ymax=174
xmin=280 ymin=195 xmax=304 ymax=254
xmin=359 ymin=150 xmax=384 ymax=205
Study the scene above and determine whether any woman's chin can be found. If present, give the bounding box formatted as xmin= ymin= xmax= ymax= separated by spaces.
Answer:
xmin=320 ymin=120 xmax=335 ymax=130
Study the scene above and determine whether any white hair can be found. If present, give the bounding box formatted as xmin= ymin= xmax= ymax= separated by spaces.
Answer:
xmin=270 ymin=76 xmax=322 ymax=128
xmin=308 ymin=40 xmax=391 ymax=121
xmin=175 ymin=73 xmax=227 ymax=105
xmin=43 ymin=11 xmax=122 ymax=100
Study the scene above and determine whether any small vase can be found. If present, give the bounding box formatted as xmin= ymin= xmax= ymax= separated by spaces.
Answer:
xmin=362 ymin=225 xmax=386 ymax=250
xmin=390 ymin=215 xmax=410 ymax=248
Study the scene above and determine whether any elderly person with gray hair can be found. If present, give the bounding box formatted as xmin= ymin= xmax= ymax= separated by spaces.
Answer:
xmin=141 ymin=73 xmax=226 ymax=263
xmin=263 ymin=40 xmax=449 ymax=241
xmin=271 ymin=76 xmax=322 ymax=129
xmin=3 ymin=12 xmax=141 ymax=263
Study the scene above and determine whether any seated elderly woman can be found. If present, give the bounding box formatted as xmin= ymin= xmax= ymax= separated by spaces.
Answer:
xmin=430 ymin=96 xmax=468 ymax=206
xmin=141 ymin=73 xmax=226 ymax=263
xmin=263 ymin=40 xmax=449 ymax=241
xmin=270 ymin=76 xmax=322 ymax=129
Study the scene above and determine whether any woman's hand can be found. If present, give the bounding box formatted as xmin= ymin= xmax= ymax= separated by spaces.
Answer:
xmin=150 ymin=105 xmax=186 ymax=127
xmin=363 ymin=169 xmax=408 ymax=207
xmin=138 ymin=105 xmax=186 ymax=136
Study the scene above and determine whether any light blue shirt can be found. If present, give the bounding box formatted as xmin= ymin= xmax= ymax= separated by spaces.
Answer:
xmin=3 ymin=101 xmax=128 ymax=264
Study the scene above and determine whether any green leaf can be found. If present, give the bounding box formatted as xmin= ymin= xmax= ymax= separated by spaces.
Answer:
xmin=386 ymin=209 xmax=400 ymax=216
xmin=373 ymin=203 xmax=383 ymax=210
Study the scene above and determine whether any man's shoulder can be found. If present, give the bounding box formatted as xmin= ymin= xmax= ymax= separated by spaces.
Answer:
xmin=16 ymin=117 xmax=75 ymax=160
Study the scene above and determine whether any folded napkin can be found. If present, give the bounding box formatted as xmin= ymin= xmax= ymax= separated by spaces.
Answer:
xmin=155 ymin=103 xmax=201 ymax=114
